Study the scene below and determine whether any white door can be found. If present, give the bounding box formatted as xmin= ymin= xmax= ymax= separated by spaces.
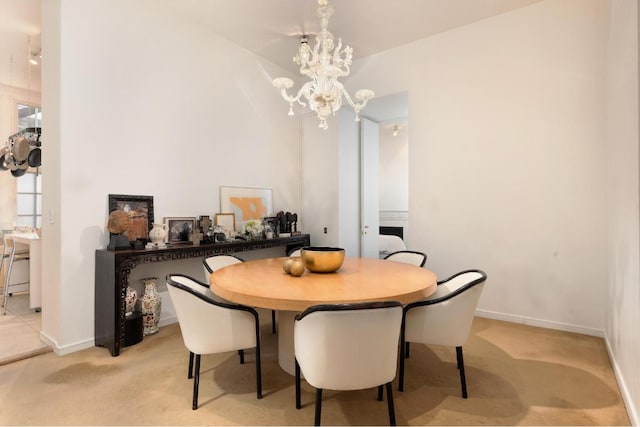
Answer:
xmin=360 ymin=118 xmax=379 ymax=258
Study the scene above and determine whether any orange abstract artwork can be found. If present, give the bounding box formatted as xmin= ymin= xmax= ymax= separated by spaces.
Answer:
xmin=229 ymin=197 xmax=268 ymax=221
xmin=220 ymin=187 xmax=273 ymax=231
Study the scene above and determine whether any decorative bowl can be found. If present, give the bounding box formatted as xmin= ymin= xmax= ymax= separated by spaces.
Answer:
xmin=300 ymin=246 xmax=345 ymax=273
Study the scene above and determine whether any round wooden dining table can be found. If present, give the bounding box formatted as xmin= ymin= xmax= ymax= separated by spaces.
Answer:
xmin=210 ymin=256 xmax=437 ymax=374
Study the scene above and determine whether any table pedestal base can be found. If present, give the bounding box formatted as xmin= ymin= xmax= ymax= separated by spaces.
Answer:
xmin=277 ymin=311 xmax=298 ymax=376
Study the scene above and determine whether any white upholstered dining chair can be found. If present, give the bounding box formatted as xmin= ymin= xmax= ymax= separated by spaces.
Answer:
xmin=294 ymin=301 xmax=403 ymax=426
xmin=203 ymin=254 xmax=277 ymax=333
xmin=399 ymin=269 xmax=487 ymax=398
xmin=167 ymin=274 xmax=262 ymax=409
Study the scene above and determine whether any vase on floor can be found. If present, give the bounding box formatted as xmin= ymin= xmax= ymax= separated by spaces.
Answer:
xmin=125 ymin=286 xmax=137 ymax=317
xmin=140 ymin=277 xmax=161 ymax=335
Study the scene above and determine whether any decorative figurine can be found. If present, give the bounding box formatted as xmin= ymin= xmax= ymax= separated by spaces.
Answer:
xmin=107 ymin=210 xmax=133 ymax=250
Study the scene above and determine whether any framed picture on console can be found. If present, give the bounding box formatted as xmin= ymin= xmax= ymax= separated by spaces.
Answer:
xmin=220 ymin=186 xmax=272 ymax=230
xmin=214 ymin=213 xmax=236 ymax=232
xmin=108 ymin=194 xmax=154 ymax=242
xmin=164 ymin=217 xmax=196 ymax=243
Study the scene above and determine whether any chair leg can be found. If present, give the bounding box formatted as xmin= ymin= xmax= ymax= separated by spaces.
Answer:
xmin=386 ymin=382 xmax=396 ymax=426
xmin=456 ymin=346 xmax=468 ymax=399
xmin=405 ymin=342 xmax=410 ymax=358
xmin=314 ymin=388 xmax=323 ymax=426
xmin=192 ymin=354 xmax=201 ymax=410
xmin=238 ymin=349 xmax=244 ymax=364
xmin=295 ymin=359 xmax=302 ymax=409
xmin=377 ymin=385 xmax=383 ymax=401
xmin=399 ymin=337 xmax=406 ymax=392
xmin=255 ymin=344 xmax=262 ymax=399
xmin=4 ymin=248 xmax=24 ymax=314
xmin=1 ymin=273 xmax=8 ymax=314
xmin=271 ymin=310 xmax=277 ymax=334
xmin=188 ymin=351 xmax=194 ymax=379
xmin=1 ymin=252 xmax=13 ymax=315
xmin=253 ymin=316 xmax=262 ymax=399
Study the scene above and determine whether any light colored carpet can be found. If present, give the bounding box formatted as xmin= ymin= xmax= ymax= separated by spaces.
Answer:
xmin=0 ymin=314 xmax=630 ymax=426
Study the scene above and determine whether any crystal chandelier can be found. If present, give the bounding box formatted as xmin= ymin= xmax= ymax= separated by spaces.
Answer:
xmin=272 ymin=0 xmax=375 ymax=130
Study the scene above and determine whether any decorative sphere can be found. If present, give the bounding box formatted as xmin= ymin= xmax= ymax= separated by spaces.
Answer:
xmin=289 ymin=261 xmax=305 ymax=277
xmin=283 ymin=258 xmax=295 ymax=274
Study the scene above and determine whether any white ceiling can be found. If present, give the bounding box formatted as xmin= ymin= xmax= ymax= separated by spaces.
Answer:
xmin=0 ymin=0 xmax=41 ymax=92
xmin=0 ymin=0 xmax=542 ymax=109
xmin=157 ymin=0 xmax=542 ymax=74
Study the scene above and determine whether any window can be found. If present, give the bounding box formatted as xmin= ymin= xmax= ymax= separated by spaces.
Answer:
xmin=16 ymin=172 xmax=41 ymax=228
xmin=14 ymin=103 xmax=42 ymax=228
xmin=17 ymin=104 xmax=41 ymax=130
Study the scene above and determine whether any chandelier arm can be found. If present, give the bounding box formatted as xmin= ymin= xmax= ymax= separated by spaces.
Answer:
xmin=340 ymin=86 xmax=372 ymax=122
xmin=335 ymin=64 xmax=351 ymax=78
xmin=293 ymin=82 xmax=316 ymax=107
xmin=340 ymin=85 xmax=358 ymax=110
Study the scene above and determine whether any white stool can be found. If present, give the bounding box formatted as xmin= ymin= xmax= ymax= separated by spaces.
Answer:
xmin=1 ymin=231 xmax=30 ymax=315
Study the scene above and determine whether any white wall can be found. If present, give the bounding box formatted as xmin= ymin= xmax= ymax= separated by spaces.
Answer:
xmin=349 ymin=0 xmax=607 ymax=334
xmin=604 ymin=0 xmax=639 ymax=423
xmin=302 ymin=109 xmax=361 ymax=255
xmin=379 ymin=125 xmax=408 ymax=212
xmin=302 ymin=113 xmax=339 ymax=247
xmin=379 ymin=122 xmax=409 ymax=238
xmin=40 ymin=0 xmax=302 ymax=353
xmin=338 ymin=111 xmax=361 ymax=255
xmin=347 ymin=0 xmax=639 ymax=419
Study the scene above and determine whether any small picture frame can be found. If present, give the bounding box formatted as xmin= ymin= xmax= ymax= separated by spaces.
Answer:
xmin=164 ymin=217 xmax=196 ymax=243
xmin=214 ymin=213 xmax=236 ymax=232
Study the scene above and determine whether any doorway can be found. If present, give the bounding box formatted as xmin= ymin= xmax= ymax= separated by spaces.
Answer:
xmin=360 ymin=92 xmax=409 ymax=256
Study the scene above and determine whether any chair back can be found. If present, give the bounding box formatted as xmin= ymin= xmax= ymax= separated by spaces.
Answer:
xmin=287 ymin=248 xmax=302 ymax=257
xmin=404 ymin=269 xmax=486 ymax=347
xmin=1 ymin=230 xmax=11 ymax=262
xmin=383 ymin=250 xmax=427 ymax=267
xmin=1 ymin=230 xmax=9 ymax=253
xmin=1 ymin=230 xmax=30 ymax=258
xmin=171 ymin=272 xmax=215 ymax=299
xmin=167 ymin=274 xmax=257 ymax=355
xmin=294 ymin=301 xmax=402 ymax=391
xmin=203 ymin=254 xmax=243 ymax=277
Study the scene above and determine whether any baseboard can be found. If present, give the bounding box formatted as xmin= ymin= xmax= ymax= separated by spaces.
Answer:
xmin=604 ymin=334 xmax=639 ymax=426
xmin=0 ymin=346 xmax=52 ymax=366
xmin=475 ymin=309 xmax=604 ymax=337
xmin=40 ymin=330 xmax=94 ymax=356
xmin=40 ymin=317 xmax=178 ymax=356
xmin=158 ymin=315 xmax=177 ymax=328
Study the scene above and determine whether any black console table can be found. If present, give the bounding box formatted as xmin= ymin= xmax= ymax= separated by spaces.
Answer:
xmin=95 ymin=234 xmax=310 ymax=356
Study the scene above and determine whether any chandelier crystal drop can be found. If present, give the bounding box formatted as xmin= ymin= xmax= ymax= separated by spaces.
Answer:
xmin=272 ymin=0 xmax=375 ymax=130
